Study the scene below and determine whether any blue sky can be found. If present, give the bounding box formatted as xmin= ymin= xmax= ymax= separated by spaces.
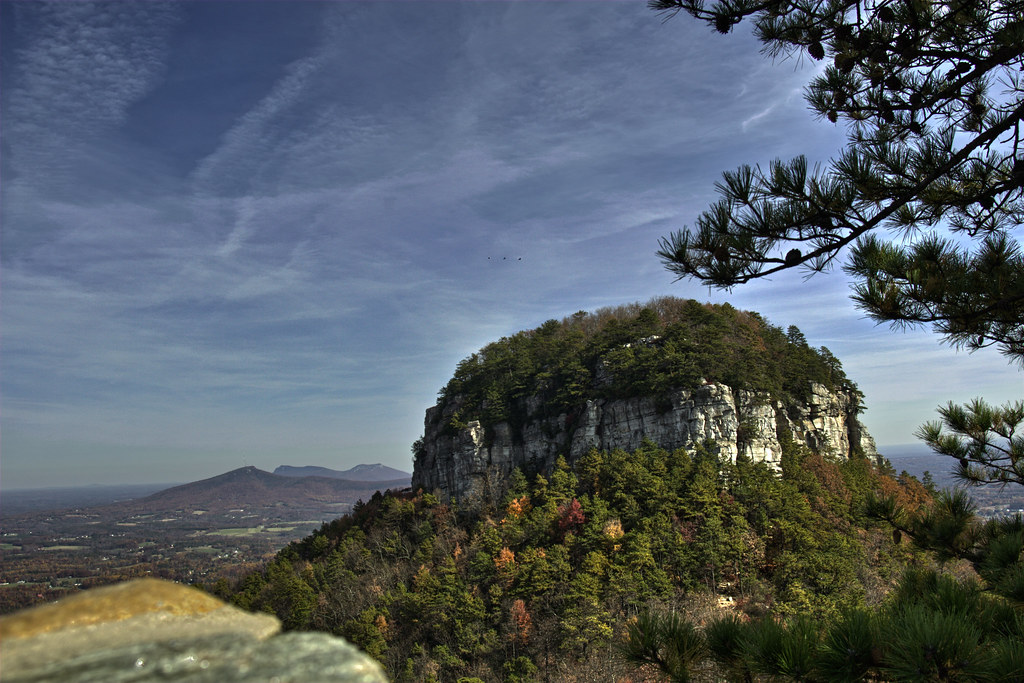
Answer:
xmin=2 ymin=1 xmax=1019 ymax=490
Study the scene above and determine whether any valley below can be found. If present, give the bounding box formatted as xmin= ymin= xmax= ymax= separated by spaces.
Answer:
xmin=0 ymin=465 xmax=410 ymax=614
xmin=880 ymin=445 xmax=1024 ymax=519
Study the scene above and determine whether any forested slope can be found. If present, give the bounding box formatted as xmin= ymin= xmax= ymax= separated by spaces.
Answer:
xmin=219 ymin=441 xmax=931 ymax=682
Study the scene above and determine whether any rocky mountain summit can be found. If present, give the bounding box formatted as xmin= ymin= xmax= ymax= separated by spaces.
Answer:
xmin=412 ymin=298 xmax=877 ymax=501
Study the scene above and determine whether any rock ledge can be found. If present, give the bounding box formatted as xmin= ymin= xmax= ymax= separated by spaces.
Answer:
xmin=0 ymin=578 xmax=387 ymax=683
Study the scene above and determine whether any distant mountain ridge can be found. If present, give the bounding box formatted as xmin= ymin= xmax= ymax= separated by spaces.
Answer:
xmin=2 ymin=466 xmax=411 ymax=519
xmin=273 ymin=463 xmax=410 ymax=482
xmin=130 ymin=466 xmax=409 ymax=513
xmin=7 ymin=467 xmax=410 ymax=519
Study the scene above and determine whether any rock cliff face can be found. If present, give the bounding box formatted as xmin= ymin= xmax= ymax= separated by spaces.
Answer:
xmin=412 ymin=382 xmax=877 ymax=501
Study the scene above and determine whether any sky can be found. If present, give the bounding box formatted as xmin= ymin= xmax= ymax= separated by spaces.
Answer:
xmin=2 ymin=1 xmax=1019 ymax=490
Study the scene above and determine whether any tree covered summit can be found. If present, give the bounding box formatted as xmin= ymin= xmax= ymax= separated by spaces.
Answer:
xmin=435 ymin=297 xmax=861 ymax=433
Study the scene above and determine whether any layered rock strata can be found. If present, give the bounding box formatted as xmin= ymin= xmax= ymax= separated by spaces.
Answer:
xmin=413 ymin=382 xmax=877 ymax=501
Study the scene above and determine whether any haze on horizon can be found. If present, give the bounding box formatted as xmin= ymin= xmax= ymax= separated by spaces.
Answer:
xmin=2 ymin=2 xmax=1019 ymax=491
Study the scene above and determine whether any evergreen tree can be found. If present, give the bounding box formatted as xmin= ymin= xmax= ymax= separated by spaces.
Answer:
xmin=917 ymin=397 xmax=1024 ymax=487
xmin=650 ymin=0 xmax=1023 ymax=490
xmin=226 ymin=436 xmax=924 ymax=681
xmin=621 ymin=611 xmax=708 ymax=683
xmin=626 ymin=570 xmax=1024 ymax=681
xmin=652 ymin=0 xmax=1024 ymax=364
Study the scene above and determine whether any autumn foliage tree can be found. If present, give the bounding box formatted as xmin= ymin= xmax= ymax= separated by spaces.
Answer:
xmin=556 ymin=498 xmax=586 ymax=536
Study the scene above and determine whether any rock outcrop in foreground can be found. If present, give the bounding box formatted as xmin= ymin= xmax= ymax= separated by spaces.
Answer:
xmin=414 ymin=381 xmax=877 ymax=501
xmin=0 ymin=578 xmax=387 ymax=683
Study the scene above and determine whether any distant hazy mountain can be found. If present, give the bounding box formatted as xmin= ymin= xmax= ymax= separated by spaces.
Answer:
xmin=273 ymin=463 xmax=411 ymax=483
xmin=76 ymin=466 xmax=408 ymax=515
xmin=2 ymin=467 xmax=411 ymax=520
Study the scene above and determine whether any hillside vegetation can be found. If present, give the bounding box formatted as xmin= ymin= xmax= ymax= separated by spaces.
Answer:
xmin=434 ymin=297 xmax=860 ymax=436
xmin=213 ymin=299 xmax=1021 ymax=682
xmin=220 ymin=440 xmax=931 ymax=682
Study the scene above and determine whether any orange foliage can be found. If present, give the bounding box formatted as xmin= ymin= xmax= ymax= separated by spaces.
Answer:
xmin=872 ymin=468 xmax=933 ymax=516
xmin=804 ymin=452 xmax=852 ymax=505
xmin=506 ymin=495 xmax=530 ymax=519
xmin=494 ymin=546 xmax=516 ymax=571
xmin=509 ymin=598 xmax=532 ymax=644
xmin=374 ymin=613 xmax=390 ymax=639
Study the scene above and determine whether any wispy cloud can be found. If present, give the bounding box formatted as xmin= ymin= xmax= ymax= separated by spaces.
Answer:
xmin=4 ymin=3 xmax=181 ymax=184
xmin=4 ymin=2 xmax=1014 ymax=488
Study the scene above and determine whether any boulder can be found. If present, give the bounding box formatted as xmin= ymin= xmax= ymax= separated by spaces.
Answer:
xmin=0 ymin=578 xmax=387 ymax=683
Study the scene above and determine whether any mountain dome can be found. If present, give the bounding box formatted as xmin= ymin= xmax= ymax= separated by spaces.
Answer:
xmin=413 ymin=298 xmax=876 ymax=501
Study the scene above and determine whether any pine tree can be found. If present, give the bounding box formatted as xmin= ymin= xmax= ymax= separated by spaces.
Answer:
xmin=651 ymin=0 xmax=1023 ymax=488
xmin=917 ymin=397 xmax=1024 ymax=487
xmin=652 ymin=0 xmax=1024 ymax=364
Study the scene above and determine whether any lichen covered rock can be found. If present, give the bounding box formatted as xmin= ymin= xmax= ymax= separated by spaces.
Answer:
xmin=0 ymin=578 xmax=387 ymax=683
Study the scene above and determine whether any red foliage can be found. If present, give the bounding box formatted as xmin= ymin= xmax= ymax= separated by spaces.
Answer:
xmin=556 ymin=498 xmax=586 ymax=532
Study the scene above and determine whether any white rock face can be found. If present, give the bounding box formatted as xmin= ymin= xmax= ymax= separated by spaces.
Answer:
xmin=412 ymin=382 xmax=877 ymax=501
